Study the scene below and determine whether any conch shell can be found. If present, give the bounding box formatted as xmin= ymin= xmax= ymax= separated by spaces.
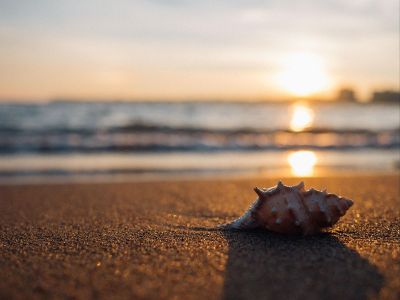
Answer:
xmin=223 ymin=181 xmax=353 ymax=235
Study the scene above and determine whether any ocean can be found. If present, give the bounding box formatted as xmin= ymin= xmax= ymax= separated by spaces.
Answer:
xmin=0 ymin=101 xmax=399 ymax=182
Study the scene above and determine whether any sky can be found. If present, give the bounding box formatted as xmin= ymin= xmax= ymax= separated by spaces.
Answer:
xmin=0 ymin=0 xmax=398 ymax=101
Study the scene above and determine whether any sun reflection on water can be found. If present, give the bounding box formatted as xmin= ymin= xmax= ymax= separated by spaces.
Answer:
xmin=290 ymin=103 xmax=314 ymax=132
xmin=288 ymin=150 xmax=317 ymax=177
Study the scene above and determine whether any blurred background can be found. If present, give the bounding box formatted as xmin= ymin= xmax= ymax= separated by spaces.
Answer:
xmin=0 ymin=0 xmax=399 ymax=182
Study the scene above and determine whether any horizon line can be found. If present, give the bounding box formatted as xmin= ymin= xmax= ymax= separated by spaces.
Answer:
xmin=1 ymin=88 xmax=398 ymax=104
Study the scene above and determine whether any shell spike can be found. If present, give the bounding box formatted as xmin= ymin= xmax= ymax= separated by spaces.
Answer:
xmin=295 ymin=181 xmax=305 ymax=191
xmin=277 ymin=181 xmax=284 ymax=189
xmin=254 ymin=187 xmax=265 ymax=198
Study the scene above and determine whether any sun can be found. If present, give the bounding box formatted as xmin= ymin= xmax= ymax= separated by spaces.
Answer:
xmin=277 ymin=52 xmax=330 ymax=97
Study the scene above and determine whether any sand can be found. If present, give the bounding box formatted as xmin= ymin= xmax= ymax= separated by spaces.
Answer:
xmin=0 ymin=175 xmax=399 ymax=300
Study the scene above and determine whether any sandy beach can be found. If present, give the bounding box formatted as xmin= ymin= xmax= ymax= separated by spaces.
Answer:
xmin=0 ymin=175 xmax=399 ymax=300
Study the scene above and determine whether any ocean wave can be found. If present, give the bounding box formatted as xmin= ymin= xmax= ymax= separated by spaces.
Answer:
xmin=1 ymin=101 xmax=399 ymax=154
xmin=0 ymin=123 xmax=398 ymax=154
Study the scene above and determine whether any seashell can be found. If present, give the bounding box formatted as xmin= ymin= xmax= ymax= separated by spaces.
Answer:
xmin=222 ymin=181 xmax=353 ymax=235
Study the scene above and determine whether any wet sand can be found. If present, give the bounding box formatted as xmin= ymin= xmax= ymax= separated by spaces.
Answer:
xmin=0 ymin=175 xmax=399 ymax=299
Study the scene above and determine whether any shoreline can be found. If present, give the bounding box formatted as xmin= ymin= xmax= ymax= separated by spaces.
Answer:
xmin=0 ymin=149 xmax=399 ymax=185
xmin=0 ymin=169 xmax=398 ymax=186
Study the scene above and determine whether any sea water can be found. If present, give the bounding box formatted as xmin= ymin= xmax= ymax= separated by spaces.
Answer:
xmin=0 ymin=101 xmax=398 ymax=182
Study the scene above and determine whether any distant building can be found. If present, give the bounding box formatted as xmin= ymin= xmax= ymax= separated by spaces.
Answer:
xmin=336 ymin=88 xmax=357 ymax=102
xmin=371 ymin=90 xmax=400 ymax=103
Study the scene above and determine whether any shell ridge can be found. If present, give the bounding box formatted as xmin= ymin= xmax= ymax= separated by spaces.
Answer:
xmin=296 ymin=187 xmax=317 ymax=234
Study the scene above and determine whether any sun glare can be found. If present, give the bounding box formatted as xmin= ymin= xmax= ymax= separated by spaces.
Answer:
xmin=290 ymin=103 xmax=314 ymax=131
xmin=288 ymin=151 xmax=317 ymax=177
xmin=277 ymin=52 xmax=330 ymax=97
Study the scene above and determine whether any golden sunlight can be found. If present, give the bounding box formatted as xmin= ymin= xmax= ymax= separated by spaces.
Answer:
xmin=277 ymin=52 xmax=330 ymax=97
xmin=290 ymin=103 xmax=314 ymax=131
xmin=288 ymin=150 xmax=317 ymax=177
